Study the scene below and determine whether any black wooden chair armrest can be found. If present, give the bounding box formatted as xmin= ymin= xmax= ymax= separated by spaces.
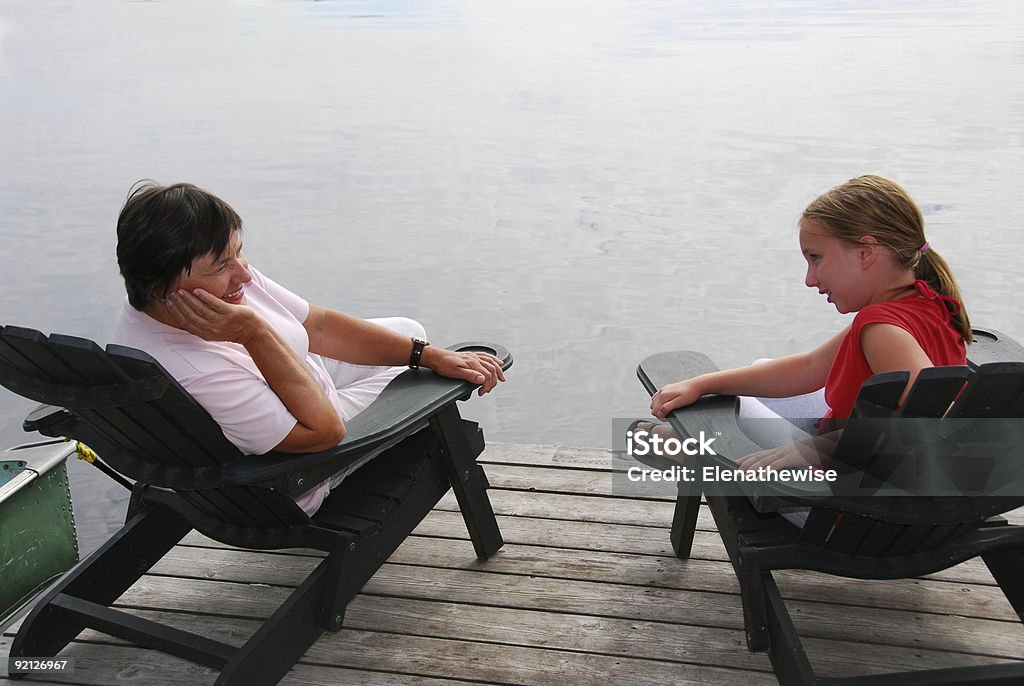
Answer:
xmin=637 ymin=351 xmax=832 ymax=510
xmin=223 ymin=342 xmax=512 ymax=496
xmin=670 ymin=393 xmax=835 ymax=505
xmin=23 ymin=403 xmax=74 ymax=435
xmin=967 ymin=327 xmax=1024 ymax=366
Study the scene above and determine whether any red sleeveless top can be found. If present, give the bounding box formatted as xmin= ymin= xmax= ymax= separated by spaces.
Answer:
xmin=823 ymin=280 xmax=966 ymax=422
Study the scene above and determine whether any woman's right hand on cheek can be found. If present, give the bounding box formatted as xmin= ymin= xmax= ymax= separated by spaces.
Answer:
xmin=166 ymin=289 xmax=259 ymax=344
xmin=650 ymin=380 xmax=703 ymax=419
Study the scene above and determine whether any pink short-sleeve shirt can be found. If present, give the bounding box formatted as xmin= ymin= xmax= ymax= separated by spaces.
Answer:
xmin=113 ymin=266 xmax=339 ymax=514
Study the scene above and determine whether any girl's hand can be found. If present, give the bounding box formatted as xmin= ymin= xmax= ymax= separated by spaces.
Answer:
xmin=737 ymin=430 xmax=841 ymax=472
xmin=166 ymin=288 xmax=261 ymax=344
xmin=651 ymin=379 xmax=704 ymax=419
xmin=737 ymin=439 xmax=826 ymax=472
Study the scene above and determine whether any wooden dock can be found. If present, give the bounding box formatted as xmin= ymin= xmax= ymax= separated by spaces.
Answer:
xmin=3 ymin=442 xmax=1023 ymax=685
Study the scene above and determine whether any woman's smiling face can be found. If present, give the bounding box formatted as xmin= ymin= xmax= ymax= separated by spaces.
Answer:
xmin=175 ymin=230 xmax=251 ymax=305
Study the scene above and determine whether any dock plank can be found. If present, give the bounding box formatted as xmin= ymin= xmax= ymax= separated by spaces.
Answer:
xmin=134 ymin=553 xmax=1024 ymax=660
xmin=171 ymin=530 xmax=1017 ymax=622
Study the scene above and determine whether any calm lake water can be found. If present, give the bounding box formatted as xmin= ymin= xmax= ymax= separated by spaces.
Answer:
xmin=1 ymin=0 xmax=1022 ymax=552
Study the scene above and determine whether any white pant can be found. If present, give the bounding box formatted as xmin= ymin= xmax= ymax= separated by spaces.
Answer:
xmin=316 ymin=316 xmax=427 ymax=489
xmin=737 ymin=358 xmax=828 ymax=450
xmin=738 ymin=390 xmax=828 ymax=449
xmin=736 ymin=359 xmax=829 ymax=528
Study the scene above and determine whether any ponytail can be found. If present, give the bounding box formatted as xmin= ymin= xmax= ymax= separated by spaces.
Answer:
xmin=914 ymin=249 xmax=972 ymax=343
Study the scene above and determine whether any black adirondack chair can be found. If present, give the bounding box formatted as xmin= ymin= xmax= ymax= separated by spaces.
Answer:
xmin=636 ymin=328 xmax=1024 ymax=685
xmin=0 ymin=324 xmax=511 ymax=685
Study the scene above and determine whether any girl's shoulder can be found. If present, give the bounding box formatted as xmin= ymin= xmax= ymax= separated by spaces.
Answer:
xmin=854 ymin=295 xmax=917 ymax=320
xmin=851 ymin=295 xmax=944 ymax=335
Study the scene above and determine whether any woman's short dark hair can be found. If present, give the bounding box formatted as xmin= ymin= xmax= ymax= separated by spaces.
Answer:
xmin=116 ymin=181 xmax=242 ymax=310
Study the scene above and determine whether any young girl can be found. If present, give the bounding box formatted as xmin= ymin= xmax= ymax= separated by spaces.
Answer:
xmin=648 ymin=175 xmax=971 ymax=471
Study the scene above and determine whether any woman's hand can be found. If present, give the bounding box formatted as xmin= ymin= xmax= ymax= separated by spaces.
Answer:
xmin=166 ymin=288 xmax=261 ymax=344
xmin=421 ymin=347 xmax=506 ymax=395
xmin=651 ymin=379 xmax=705 ymax=419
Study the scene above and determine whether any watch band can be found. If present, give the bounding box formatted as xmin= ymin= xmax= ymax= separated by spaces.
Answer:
xmin=408 ymin=337 xmax=429 ymax=368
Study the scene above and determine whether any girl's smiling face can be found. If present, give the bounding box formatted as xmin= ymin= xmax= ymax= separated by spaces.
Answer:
xmin=799 ymin=219 xmax=873 ymax=314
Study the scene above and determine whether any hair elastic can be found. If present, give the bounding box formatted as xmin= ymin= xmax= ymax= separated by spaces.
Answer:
xmin=919 ymin=241 xmax=931 ymax=255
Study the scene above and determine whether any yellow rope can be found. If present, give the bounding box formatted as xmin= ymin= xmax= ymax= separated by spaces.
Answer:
xmin=63 ymin=438 xmax=133 ymax=490
xmin=70 ymin=440 xmax=99 ymax=464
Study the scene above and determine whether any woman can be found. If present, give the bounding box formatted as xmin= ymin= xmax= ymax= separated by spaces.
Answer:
xmin=114 ymin=181 xmax=505 ymax=514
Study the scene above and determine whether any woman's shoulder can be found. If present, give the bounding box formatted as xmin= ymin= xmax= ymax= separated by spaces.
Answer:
xmin=244 ymin=267 xmax=309 ymax=322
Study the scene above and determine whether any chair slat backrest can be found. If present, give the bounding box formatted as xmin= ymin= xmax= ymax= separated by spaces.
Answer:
xmin=0 ymin=327 xmax=240 ymax=468
xmin=0 ymin=327 xmax=97 ymax=384
xmin=856 ymin=367 xmax=969 ymax=492
xmin=829 ymin=372 xmax=908 ymax=489
xmin=104 ymin=345 xmax=242 ymax=467
xmin=801 ymin=362 xmax=1024 ymax=555
xmin=946 ymin=362 xmax=1024 ymax=419
xmin=0 ymin=325 xmax=310 ymax=529
xmin=899 ymin=366 xmax=971 ymax=417
xmin=852 ymin=371 xmax=908 ymax=415
xmin=53 ymin=338 xmax=202 ymax=471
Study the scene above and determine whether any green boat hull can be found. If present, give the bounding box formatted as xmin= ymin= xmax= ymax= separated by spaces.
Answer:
xmin=0 ymin=440 xmax=78 ymax=628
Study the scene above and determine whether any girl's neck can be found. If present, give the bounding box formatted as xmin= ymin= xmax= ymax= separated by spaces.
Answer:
xmin=875 ymin=279 xmax=918 ymax=304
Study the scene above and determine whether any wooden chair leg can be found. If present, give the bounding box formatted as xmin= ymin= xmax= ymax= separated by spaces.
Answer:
xmin=736 ymin=549 xmax=770 ymax=652
xmin=763 ymin=575 xmax=816 ymax=686
xmin=318 ymin=546 xmax=354 ymax=631
xmin=217 ymin=561 xmax=333 ymax=686
xmin=10 ymin=502 xmax=191 ymax=662
xmin=430 ymin=404 xmax=503 ymax=560
xmin=983 ymin=548 xmax=1024 ymax=621
xmin=670 ymin=480 xmax=701 ymax=559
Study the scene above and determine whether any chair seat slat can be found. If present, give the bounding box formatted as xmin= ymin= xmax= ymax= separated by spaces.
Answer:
xmin=886 ymin=522 xmax=940 ymax=556
xmin=822 ymin=512 xmax=874 ymax=554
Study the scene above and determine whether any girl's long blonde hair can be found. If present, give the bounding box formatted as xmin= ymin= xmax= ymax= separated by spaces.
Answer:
xmin=802 ymin=175 xmax=971 ymax=343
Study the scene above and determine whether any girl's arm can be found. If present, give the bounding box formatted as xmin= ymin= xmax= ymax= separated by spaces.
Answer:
xmin=859 ymin=322 xmax=933 ymax=406
xmin=737 ymin=324 xmax=933 ymax=472
xmin=650 ymin=327 xmax=849 ymax=419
